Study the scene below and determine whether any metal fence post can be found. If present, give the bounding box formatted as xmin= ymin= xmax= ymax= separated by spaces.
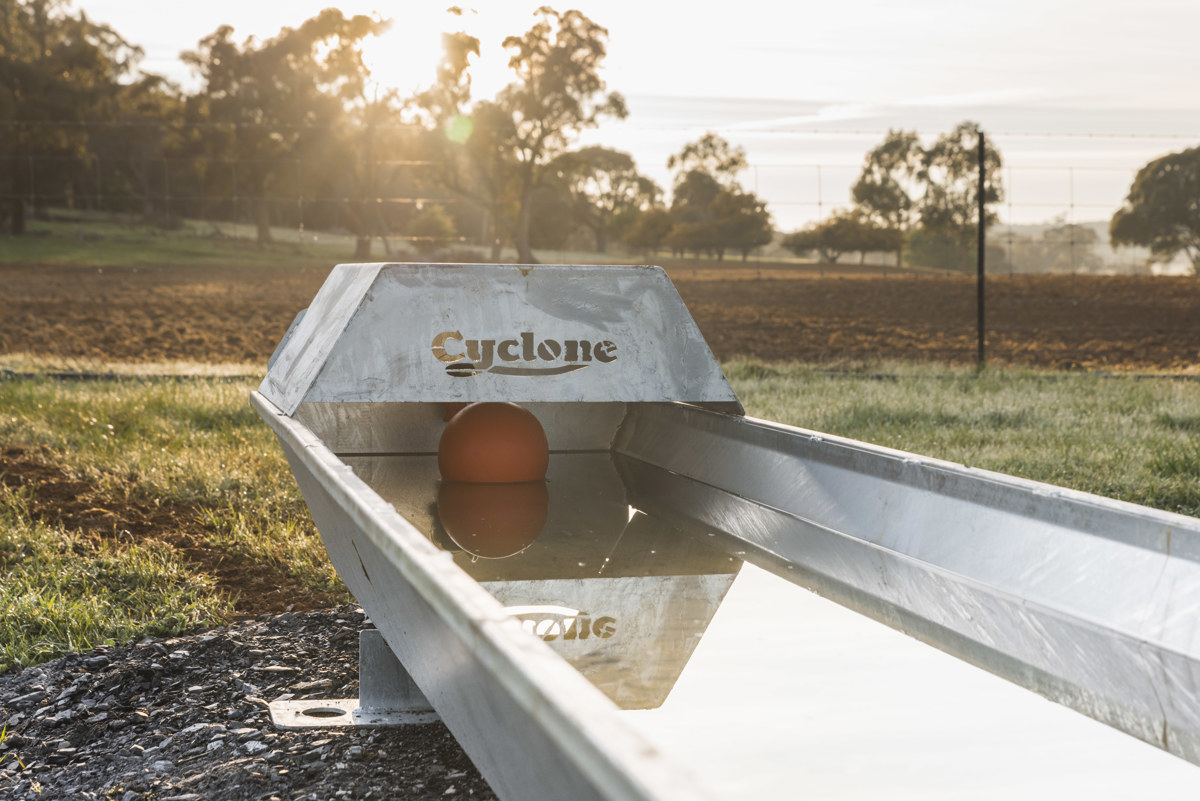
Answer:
xmin=977 ymin=131 xmax=987 ymax=367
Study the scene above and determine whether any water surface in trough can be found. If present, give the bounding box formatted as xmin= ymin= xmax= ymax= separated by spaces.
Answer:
xmin=344 ymin=452 xmax=1199 ymax=800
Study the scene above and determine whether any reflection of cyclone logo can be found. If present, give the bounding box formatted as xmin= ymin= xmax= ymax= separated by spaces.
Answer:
xmin=504 ymin=605 xmax=616 ymax=641
xmin=433 ymin=331 xmax=617 ymax=378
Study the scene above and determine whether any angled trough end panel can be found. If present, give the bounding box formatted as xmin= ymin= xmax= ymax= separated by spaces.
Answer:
xmin=634 ymin=264 xmax=743 ymax=415
xmin=612 ymin=402 xmax=1200 ymax=765
xmin=250 ymin=392 xmax=717 ymax=801
xmin=259 ymin=263 xmax=385 ymax=415
xmin=267 ymin=263 xmax=742 ymax=412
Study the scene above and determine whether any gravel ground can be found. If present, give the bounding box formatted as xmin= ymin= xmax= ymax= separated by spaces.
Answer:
xmin=0 ymin=605 xmax=498 ymax=800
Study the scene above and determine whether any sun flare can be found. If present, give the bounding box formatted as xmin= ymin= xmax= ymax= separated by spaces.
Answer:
xmin=358 ymin=6 xmax=514 ymax=104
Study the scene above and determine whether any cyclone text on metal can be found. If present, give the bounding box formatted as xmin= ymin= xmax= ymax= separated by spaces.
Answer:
xmin=432 ymin=330 xmax=618 ymax=377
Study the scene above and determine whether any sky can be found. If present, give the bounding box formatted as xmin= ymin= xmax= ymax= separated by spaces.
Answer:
xmin=79 ymin=0 xmax=1200 ymax=230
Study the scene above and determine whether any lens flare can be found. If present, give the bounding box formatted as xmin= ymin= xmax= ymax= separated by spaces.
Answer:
xmin=444 ymin=114 xmax=473 ymax=144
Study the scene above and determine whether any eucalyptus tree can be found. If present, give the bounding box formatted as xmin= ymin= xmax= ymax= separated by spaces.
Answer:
xmin=1111 ymin=146 xmax=1200 ymax=274
xmin=182 ymin=9 xmax=386 ymax=244
xmin=713 ymin=188 xmax=773 ymax=261
xmin=665 ymin=133 xmax=772 ymax=260
xmin=493 ymin=7 xmax=626 ymax=261
xmin=0 ymin=0 xmax=141 ymax=233
xmin=919 ymin=121 xmax=1003 ymax=271
xmin=421 ymin=7 xmax=625 ymax=262
xmin=620 ymin=206 xmax=673 ymax=256
xmin=783 ymin=210 xmax=901 ymax=264
xmin=548 ymin=146 xmax=659 ymax=252
xmin=851 ymin=129 xmax=922 ymax=266
xmin=852 ymin=122 xmax=1002 ymax=271
xmin=666 ymin=131 xmax=748 ymax=188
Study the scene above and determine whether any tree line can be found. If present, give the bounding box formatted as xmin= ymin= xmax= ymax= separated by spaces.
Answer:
xmin=780 ymin=121 xmax=1200 ymax=275
xmin=781 ymin=122 xmax=1003 ymax=272
xmin=0 ymin=1 xmax=772 ymax=261
xmin=3 ymin=1 xmax=1196 ymax=272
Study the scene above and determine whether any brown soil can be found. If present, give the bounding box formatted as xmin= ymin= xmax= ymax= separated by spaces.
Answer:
xmin=655 ymin=259 xmax=1200 ymax=371
xmin=0 ymin=262 xmax=329 ymax=366
xmin=0 ymin=445 xmax=344 ymax=614
xmin=1 ymin=260 xmax=1198 ymax=371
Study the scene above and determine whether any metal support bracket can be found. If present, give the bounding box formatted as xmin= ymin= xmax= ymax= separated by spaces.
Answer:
xmin=269 ymin=628 xmax=440 ymax=729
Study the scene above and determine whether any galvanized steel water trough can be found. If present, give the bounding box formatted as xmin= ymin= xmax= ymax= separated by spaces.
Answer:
xmin=252 ymin=262 xmax=1200 ymax=800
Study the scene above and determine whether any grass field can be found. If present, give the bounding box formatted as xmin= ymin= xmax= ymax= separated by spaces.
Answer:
xmin=0 ymin=213 xmax=356 ymax=269
xmin=2 ymin=365 xmax=1198 ymax=672
xmin=0 ymin=376 xmax=344 ymax=672
xmin=727 ymin=360 xmax=1200 ymax=515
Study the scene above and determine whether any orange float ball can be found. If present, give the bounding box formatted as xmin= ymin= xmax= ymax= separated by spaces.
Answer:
xmin=437 ymin=480 xmax=549 ymax=558
xmin=437 ymin=402 xmax=549 ymax=483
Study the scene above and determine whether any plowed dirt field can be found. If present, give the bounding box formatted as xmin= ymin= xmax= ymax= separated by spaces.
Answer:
xmin=2 ymin=259 xmax=1197 ymax=371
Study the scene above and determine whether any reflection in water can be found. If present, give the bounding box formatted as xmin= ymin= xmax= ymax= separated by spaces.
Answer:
xmin=343 ymin=452 xmax=742 ymax=709
xmin=437 ymin=480 xmax=548 ymax=558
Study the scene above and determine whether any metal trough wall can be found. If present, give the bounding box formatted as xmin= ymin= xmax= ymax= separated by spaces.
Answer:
xmin=614 ymin=402 xmax=1200 ymax=765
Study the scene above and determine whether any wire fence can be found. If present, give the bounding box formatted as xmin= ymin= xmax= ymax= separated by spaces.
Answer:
xmin=3 ymin=124 xmax=1194 ymax=274
xmin=743 ymin=161 xmax=1160 ymax=274
xmin=2 ymin=123 xmax=1198 ymax=377
xmin=0 ymin=152 xmax=464 ymax=250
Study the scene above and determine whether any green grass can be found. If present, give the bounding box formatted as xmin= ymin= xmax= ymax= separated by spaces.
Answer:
xmin=0 ymin=212 xmax=365 ymax=268
xmin=0 ymin=487 xmax=223 ymax=670
xmin=727 ymin=360 xmax=1200 ymax=517
xmin=0 ymin=375 xmax=346 ymax=672
xmin=1 ymin=363 xmax=1198 ymax=672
